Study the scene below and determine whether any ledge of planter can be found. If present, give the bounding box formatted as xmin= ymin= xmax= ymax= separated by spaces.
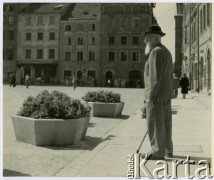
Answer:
xmin=12 ymin=115 xmax=90 ymax=146
xmin=87 ymin=102 xmax=125 ymax=117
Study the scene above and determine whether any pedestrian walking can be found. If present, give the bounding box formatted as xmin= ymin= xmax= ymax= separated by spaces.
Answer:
xmin=143 ymin=24 xmax=173 ymax=160
xmin=72 ymin=76 xmax=77 ymax=91
xmin=172 ymin=73 xmax=180 ymax=98
xmin=180 ymin=74 xmax=189 ymax=99
xmin=25 ymin=74 xmax=30 ymax=88
xmin=91 ymin=77 xmax=97 ymax=87
xmin=107 ymin=79 xmax=111 ymax=87
xmin=137 ymin=79 xmax=141 ymax=88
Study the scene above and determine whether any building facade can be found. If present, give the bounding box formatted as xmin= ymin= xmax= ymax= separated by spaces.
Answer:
xmin=174 ymin=3 xmax=183 ymax=77
xmin=3 ymin=3 xmax=156 ymax=87
xmin=59 ymin=3 xmax=100 ymax=86
xmin=176 ymin=3 xmax=212 ymax=94
xmin=3 ymin=3 xmax=29 ymax=83
xmin=100 ymin=3 xmax=154 ymax=87
xmin=198 ymin=3 xmax=212 ymax=93
xmin=16 ymin=3 xmax=71 ymax=84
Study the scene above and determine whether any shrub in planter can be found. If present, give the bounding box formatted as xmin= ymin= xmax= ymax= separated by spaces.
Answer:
xmin=12 ymin=90 xmax=91 ymax=146
xmin=82 ymin=90 xmax=124 ymax=117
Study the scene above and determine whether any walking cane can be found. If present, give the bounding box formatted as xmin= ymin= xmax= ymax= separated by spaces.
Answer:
xmin=136 ymin=131 xmax=148 ymax=154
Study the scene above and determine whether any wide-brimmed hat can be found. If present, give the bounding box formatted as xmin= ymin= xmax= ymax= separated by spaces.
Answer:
xmin=144 ymin=24 xmax=165 ymax=37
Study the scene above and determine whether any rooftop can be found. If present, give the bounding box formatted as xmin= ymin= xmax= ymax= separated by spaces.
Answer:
xmin=63 ymin=3 xmax=101 ymax=20
xmin=20 ymin=3 xmax=71 ymax=14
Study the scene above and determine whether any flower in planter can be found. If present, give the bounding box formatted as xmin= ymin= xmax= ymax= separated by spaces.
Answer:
xmin=17 ymin=90 xmax=91 ymax=119
xmin=82 ymin=90 xmax=121 ymax=103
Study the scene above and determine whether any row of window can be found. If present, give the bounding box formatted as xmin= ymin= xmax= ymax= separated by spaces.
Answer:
xmin=3 ymin=4 xmax=15 ymax=12
xmin=64 ymin=18 xmax=142 ymax=31
xmin=25 ymin=49 xmax=56 ymax=59
xmin=64 ymin=51 xmax=140 ymax=62
xmin=65 ymin=35 xmax=140 ymax=46
xmin=64 ymin=69 xmax=96 ymax=80
xmin=65 ymin=23 xmax=96 ymax=31
xmin=64 ymin=51 xmax=96 ymax=61
xmin=65 ymin=37 xmax=96 ymax=45
xmin=200 ymin=3 xmax=211 ymax=33
xmin=3 ymin=31 xmax=15 ymax=41
xmin=108 ymin=51 xmax=140 ymax=62
xmin=108 ymin=18 xmax=141 ymax=29
xmin=3 ymin=49 xmax=14 ymax=60
xmin=25 ymin=16 xmax=55 ymax=25
xmin=108 ymin=35 xmax=140 ymax=45
xmin=25 ymin=32 xmax=56 ymax=41
xmin=3 ymin=15 xmax=15 ymax=25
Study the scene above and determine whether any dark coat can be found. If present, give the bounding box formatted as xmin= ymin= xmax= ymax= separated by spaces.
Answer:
xmin=180 ymin=77 xmax=189 ymax=94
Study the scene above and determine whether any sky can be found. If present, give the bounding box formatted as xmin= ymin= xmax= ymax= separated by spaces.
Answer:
xmin=153 ymin=3 xmax=177 ymax=62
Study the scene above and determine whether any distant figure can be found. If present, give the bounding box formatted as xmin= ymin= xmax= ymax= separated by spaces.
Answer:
xmin=107 ymin=79 xmax=111 ymax=87
xmin=37 ymin=77 xmax=44 ymax=85
xmin=125 ymin=80 xmax=128 ymax=88
xmin=9 ymin=73 xmax=13 ymax=87
xmin=25 ymin=74 xmax=30 ymax=88
xmin=91 ymin=77 xmax=97 ymax=87
xmin=180 ymin=74 xmax=189 ymax=99
xmin=172 ymin=73 xmax=180 ymax=98
xmin=11 ymin=73 xmax=16 ymax=87
xmin=137 ymin=79 xmax=141 ymax=88
xmin=114 ymin=79 xmax=119 ymax=87
xmin=72 ymin=76 xmax=77 ymax=91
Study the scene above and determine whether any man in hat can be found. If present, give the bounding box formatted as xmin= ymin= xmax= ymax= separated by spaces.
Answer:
xmin=144 ymin=24 xmax=173 ymax=160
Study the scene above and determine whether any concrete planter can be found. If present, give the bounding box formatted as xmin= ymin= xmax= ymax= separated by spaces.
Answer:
xmin=12 ymin=115 xmax=90 ymax=146
xmin=88 ymin=102 xmax=125 ymax=117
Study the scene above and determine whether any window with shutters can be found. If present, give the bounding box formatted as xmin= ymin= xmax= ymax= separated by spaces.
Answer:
xmin=132 ymin=51 xmax=140 ymax=61
xmin=37 ymin=49 xmax=43 ymax=59
xmin=108 ymin=51 xmax=115 ymax=61
xmin=77 ymin=52 xmax=83 ymax=61
xmin=49 ymin=49 xmax=55 ymax=59
xmin=89 ymin=51 xmax=95 ymax=61
xmin=121 ymin=36 xmax=127 ymax=45
xmin=26 ymin=33 xmax=31 ymax=40
xmin=49 ymin=32 xmax=55 ymax=40
xmin=25 ymin=49 xmax=31 ymax=59
xmin=37 ymin=32 xmax=43 ymax=40
xmin=77 ymin=37 xmax=83 ymax=45
xmin=120 ymin=51 xmax=127 ymax=61
xmin=65 ymin=51 xmax=71 ymax=61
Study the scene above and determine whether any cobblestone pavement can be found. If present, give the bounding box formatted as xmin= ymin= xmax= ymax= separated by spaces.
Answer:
xmin=3 ymin=85 xmax=145 ymax=176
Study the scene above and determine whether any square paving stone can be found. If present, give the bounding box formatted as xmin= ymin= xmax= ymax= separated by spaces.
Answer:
xmin=174 ymin=144 xmax=202 ymax=153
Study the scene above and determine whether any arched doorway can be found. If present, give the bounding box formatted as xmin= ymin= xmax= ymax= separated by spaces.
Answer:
xmin=105 ymin=71 xmax=113 ymax=86
xmin=24 ymin=66 xmax=31 ymax=77
xmin=129 ymin=70 xmax=141 ymax=88
xmin=105 ymin=71 xmax=113 ymax=80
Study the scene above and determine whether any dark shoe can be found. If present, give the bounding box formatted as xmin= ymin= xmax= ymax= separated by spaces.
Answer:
xmin=165 ymin=153 xmax=173 ymax=158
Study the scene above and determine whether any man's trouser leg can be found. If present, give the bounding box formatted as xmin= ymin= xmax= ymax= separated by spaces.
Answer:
xmin=146 ymin=101 xmax=166 ymax=157
xmin=165 ymin=100 xmax=173 ymax=154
